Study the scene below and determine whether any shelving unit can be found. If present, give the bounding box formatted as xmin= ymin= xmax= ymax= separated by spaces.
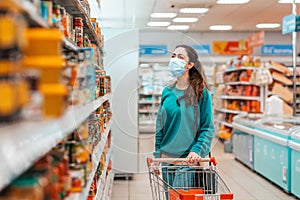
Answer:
xmin=0 ymin=93 xmax=111 ymax=191
xmin=214 ymin=62 xmax=266 ymax=140
xmin=54 ymin=0 xmax=102 ymax=47
xmin=138 ymin=63 xmax=174 ymax=133
xmin=0 ymin=1 xmax=114 ymax=199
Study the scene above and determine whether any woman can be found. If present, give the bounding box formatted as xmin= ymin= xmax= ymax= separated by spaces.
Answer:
xmin=154 ymin=45 xmax=214 ymax=165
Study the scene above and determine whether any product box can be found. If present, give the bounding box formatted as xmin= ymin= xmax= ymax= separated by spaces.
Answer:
xmin=271 ymin=83 xmax=293 ymax=103
xmin=283 ymin=101 xmax=293 ymax=115
xmin=272 ymin=71 xmax=293 ymax=85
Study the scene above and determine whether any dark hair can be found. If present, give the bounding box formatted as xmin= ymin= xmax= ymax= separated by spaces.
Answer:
xmin=174 ymin=45 xmax=209 ymax=107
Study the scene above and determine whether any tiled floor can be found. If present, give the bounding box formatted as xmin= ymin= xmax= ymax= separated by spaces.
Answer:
xmin=112 ymin=134 xmax=298 ymax=200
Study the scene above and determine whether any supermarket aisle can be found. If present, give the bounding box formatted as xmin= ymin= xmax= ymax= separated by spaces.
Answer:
xmin=112 ymin=134 xmax=297 ymax=200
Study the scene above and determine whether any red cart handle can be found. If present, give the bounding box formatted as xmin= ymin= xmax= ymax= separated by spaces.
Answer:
xmin=147 ymin=157 xmax=217 ymax=167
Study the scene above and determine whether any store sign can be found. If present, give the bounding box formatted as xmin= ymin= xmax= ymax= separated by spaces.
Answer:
xmin=191 ymin=45 xmax=211 ymax=55
xmin=296 ymin=15 xmax=300 ymax=32
xmin=212 ymin=40 xmax=252 ymax=55
xmin=248 ymin=31 xmax=264 ymax=47
xmin=282 ymin=14 xmax=296 ymax=34
xmin=261 ymin=44 xmax=293 ymax=55
xmin=139 ymin=45 xmax=168 ymax=55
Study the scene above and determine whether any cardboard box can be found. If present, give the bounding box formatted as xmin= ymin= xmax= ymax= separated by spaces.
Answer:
xmin=271 ymin=83 xmax=293 ymax=103
xmin=283 ymin=101 xmax=293 ymax=115
xmin=272 ymin=71 xmax=293 ymax=85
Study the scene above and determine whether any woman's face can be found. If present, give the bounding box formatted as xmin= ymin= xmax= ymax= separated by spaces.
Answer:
xmin=171 ymin=47 xmax=189 ymax=64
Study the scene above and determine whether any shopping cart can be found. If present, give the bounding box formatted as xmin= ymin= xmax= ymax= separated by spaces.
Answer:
xmin=147 ymin=157 xmax=234 ymax=200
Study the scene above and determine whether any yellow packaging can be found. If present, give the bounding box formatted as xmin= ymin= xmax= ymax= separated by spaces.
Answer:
xmin=39 ymin=84 xmax=67 ymax=117
xmin=0 ymin=60 xmax=21 ymax=75
xmin=0 ymin=81 xmax=17 ymax=115
xmin=23 ymin=56 xmax=65 ymax=83
xmin=16 ymin=79 xmax=30 ymax=107
xmin=25 ymin=28 xmax=62 ymax=56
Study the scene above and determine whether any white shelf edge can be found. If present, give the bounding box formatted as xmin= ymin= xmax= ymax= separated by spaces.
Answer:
xmin=101 ymin=170 xmax=114 ymax=200
xmin=63 ymin=37 xmax=79 ymax=51
xmin=95 ymin=147 xmax=112 ymax=200
xmin=225 ymin=81 xmax=255 ymax=85
xmin=214 ymin=95 xmax=260 ymax=101
xmin=225 ymin=66 xmax=258 ymax=73
xmin=0 ymin=93 xmax=111 ymax=191
xmin=139 ymin=101 xmax=160 ymax=104
xmin=14 ymin=0 xmax=49 ymax=27
xmin=215 ymin=108 xmax=247 ymax=115
xmin=78 ymin=119 xmax=113 ymax=200
xmin=215 ymin=119 xmax=233 ymax=128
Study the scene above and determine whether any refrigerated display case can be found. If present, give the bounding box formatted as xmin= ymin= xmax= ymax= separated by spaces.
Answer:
xmin=232 ymin=113 xmax=263 ymax=169
xmin=253 ymin=117 xmax=300 ymax=192
xmin=289 ymin=127 xmax=300 ymax=198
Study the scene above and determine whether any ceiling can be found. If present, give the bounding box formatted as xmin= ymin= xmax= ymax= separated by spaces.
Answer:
xmin=99 ymin=0 xmax=300 ymax=32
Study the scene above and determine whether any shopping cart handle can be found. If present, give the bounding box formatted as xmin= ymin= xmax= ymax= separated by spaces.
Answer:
xmin=147 ymin=157 xmax=217 ymax=166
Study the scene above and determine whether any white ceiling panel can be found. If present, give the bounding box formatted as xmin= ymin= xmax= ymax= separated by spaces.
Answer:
xmin=99 ymin=0 xmax=300 ymax=31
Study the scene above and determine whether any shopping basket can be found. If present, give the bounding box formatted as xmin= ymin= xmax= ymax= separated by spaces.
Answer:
xmin=147 ymin=157 xmax=234 ymax=200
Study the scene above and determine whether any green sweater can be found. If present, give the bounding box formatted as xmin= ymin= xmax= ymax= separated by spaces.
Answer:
xmin=154 ymin=86 xmax=214 ymax=158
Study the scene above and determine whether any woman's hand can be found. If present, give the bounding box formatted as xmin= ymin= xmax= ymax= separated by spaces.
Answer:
xmin=186 ymin=152 xmax=201 ymax=165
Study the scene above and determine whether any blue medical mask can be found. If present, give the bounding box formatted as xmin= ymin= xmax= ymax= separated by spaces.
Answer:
xmin=168 ymin=57 xmax=187 ymax=77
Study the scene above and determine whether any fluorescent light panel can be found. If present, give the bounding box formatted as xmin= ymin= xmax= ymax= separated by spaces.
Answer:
xmin=150 ymin=13 xmax=177 ymax=18
xmin=256 ymin=23 xmax=280 ymax=28
xmin=167 ymin=25 xmax=190 ymax=30
xmin=179 ymin=8 xmax=209 ymax=14
xmin=209 ymin=25 xmax=232 ymax=30
xmin=147 ymin=22 xmax=170 ymax=27
xmin=173 ymin=17 xmax=199 ymax=23
xmin=278 ymin=0 xmax=300 ymax=3
xmin=217 ymin=0 xmax=250 ymax=4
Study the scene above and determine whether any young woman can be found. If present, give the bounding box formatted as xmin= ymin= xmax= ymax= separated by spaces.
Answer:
xmin=154 ymin=45 xmax=214 ymax=166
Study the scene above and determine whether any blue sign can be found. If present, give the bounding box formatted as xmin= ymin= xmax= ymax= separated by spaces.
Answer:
xmin=139 ymin=45 xmax=168 ymax=55
xmin=282 ymin=14 xmax=296 ymax=34
xmin=191 ymin=45 xmax=211 ymax=55
xmin=296 ymin=15 xmax=300 ymax=32
xmin=261 ymin=44 xmax=293 ymax=55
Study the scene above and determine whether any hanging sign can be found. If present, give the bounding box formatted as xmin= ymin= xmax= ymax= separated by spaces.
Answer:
xmin=139 ymin=45 xmax=168 ymax=55
xmin=261 ymin=44 xmax=293 ymax=55
xmin=191 ymin=45 xmax=211 ymax=55
xmin=248 ymin=31 xmax=264 ymax=47
xmin=212 ymin=40 xmax=253 ymax=55
xmin=282 ymin=14 xmax=296 ymax=34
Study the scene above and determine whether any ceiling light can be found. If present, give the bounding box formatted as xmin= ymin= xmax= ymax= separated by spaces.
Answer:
xmin=173 ymin=17 xmax=199 ymax=23
xmin=147 ymin=22 xmax=171 ymax=27
xmin=256 ymin=23 xmax=280 ymax=28
xmin=209 ymin=25 xmax=232 ymax=30
xmin=278 ymin=0 xmax=300 ymax=3
xmin=179 ymin=8 xmax=209 ymax=14
xmin=217 ymin=0 xmax=250 ymax=4
xmin=167 ymin=25 xmax=190 ymax=30
xmin=150 ymin=13 xmax=177 ymax=18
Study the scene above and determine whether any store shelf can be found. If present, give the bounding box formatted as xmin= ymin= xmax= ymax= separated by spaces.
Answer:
xmin=139 ymin=124 xmax=156 ymax=133
xmin=78 ymin=119 xmax=113 ymax=200
xmin=139 ymin=120 xmax=156 ymax=125
xmin=215 ymin=119 xmax=233 ymax=128
xmin=225 ymin=81 xmax=255 ymax=85
xmin=139 ymin=101 xmax=160 ymax=104
xmin=214 ymin=95 xmax=261 ymax=101
xmin=215 ymin=108 xmax=247 ymax=115
xmin=102 ymin=170 xmax=114 ymax=200
xmin=139 ymin=110 xmax=158 ymax=114
xmin=13 ymin=0 xmax=49 ymax=27
xmin=63 ymin=37 xmax=79 ymax=51
xmin=0 ymin=93 xmax=111 ymax=191
xmin=54 ymin=0 xmax=101 ymax=46
xmin=95 ymin=147 xmax=112 ymax=200
xmin=225 ymin=67 xmax=257 ymax=73
xmin=139 ymin=92 xmax=162 ymax=96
